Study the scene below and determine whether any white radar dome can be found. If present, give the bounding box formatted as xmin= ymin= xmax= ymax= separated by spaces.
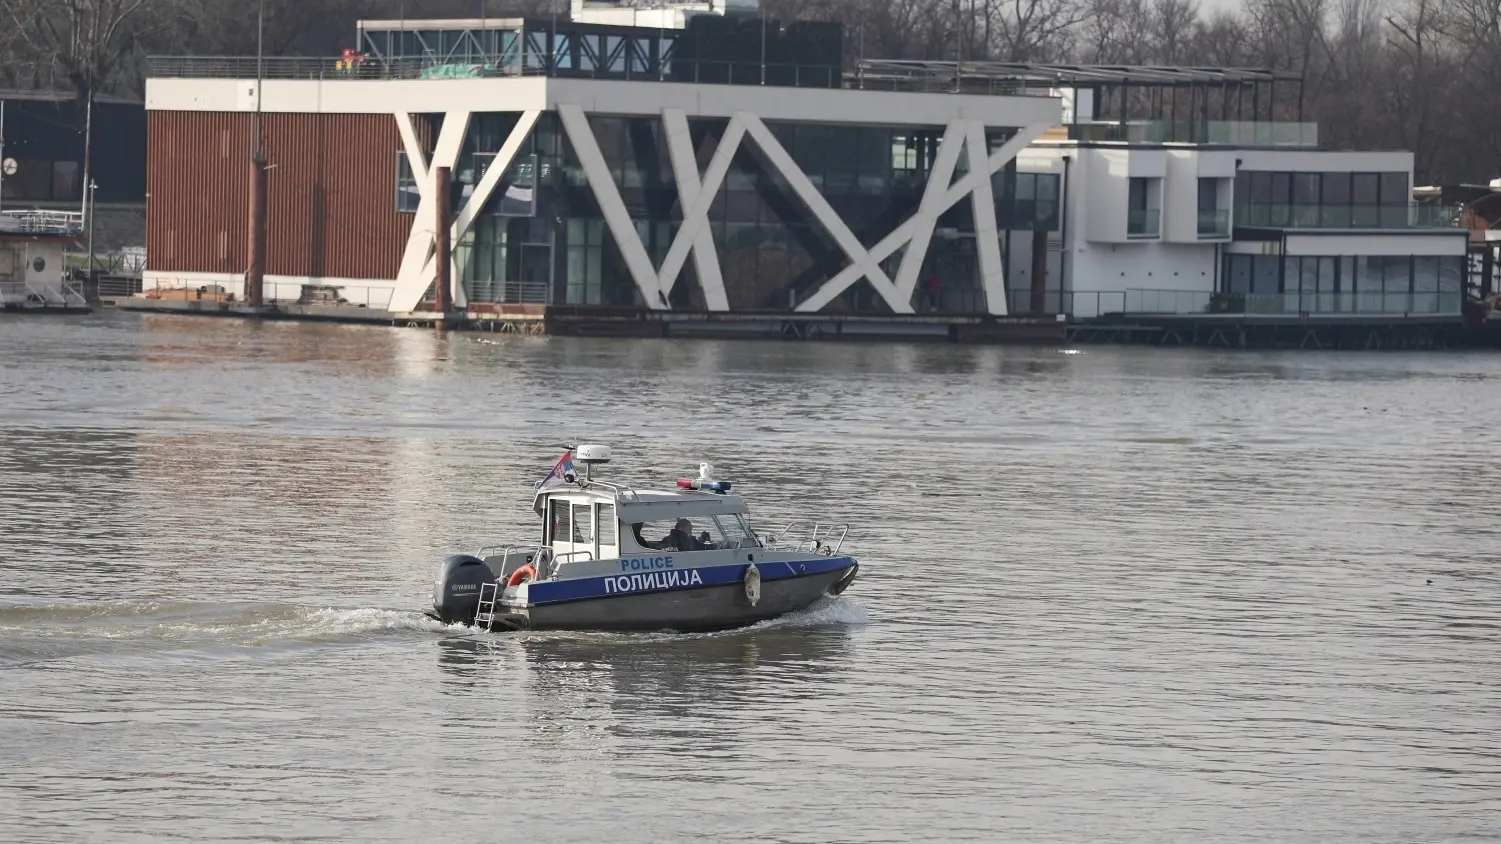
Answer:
xmin=575 ymin=444 xmax=612 ymax=464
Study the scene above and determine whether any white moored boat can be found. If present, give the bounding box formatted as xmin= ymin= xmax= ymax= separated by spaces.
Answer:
xmin=428 ymin=445 xmax=859 ymax=632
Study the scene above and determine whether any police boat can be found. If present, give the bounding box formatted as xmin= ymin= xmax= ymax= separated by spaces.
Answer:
xmin=428 ymin=445 xmax=859 ymax=633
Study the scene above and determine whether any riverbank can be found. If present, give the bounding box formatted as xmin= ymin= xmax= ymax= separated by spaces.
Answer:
xmin=108 ymin=295 xmax=1068 ymax=344
xmin=96 ymin=293 xmax=1501 ymax=349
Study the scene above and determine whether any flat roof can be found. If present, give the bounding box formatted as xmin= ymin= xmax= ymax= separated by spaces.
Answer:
xmin=0 ymin=88 xmax=142 ymax=106
xmin=857 ymin=60 xmax=1303 ymax=86
xmin=357 ymin=18 xmax=525 ymax=31
xmin=144 ymin=75 xmax=1063 ymax=128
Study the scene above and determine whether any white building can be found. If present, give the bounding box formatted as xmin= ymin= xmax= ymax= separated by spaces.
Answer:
xmin=139 ymin=7 xmax=1468 ymax=323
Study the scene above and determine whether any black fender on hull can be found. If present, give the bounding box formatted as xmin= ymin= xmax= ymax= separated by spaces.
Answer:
xmin=827 ymin=562 xmax=859 ymax=596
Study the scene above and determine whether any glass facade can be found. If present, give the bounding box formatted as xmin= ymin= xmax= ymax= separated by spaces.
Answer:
xmin=398 ymin=111 xmax=1054 ymax=312
xmin=1236 ymin=170 xmax=1416 ymax=228
xmin=1223 ymin=253 xmax=1465 ymax=313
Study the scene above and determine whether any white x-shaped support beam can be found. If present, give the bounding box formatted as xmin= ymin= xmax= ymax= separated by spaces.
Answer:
xmin=391 ymin=107 xmax=1051 ymax=316
xmin=390 ymin=110 xmax=540 ymax=314
xmin=795 ymin=121 xmax=1051 ymax=315
xmin=561 ymin=104 xmax=751 ymax=311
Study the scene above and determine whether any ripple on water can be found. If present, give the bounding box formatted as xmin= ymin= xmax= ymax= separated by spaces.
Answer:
xmin=0 ymin=314 xmax=1499 ymax=843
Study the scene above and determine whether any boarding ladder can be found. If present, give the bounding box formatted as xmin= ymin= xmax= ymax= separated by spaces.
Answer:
xmin=474 ymin=581 xmax=502 ymax=631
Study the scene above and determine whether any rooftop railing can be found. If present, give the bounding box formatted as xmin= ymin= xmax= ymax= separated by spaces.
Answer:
xmin=1000 ymin=288 xmax=1466 ymax=319
xmin=145 ymin=55 xmax=843 ymax=87
xmin=147 ymin=55 xmax=536 ymax=80
xmin=0 ymin=210 xmax=84 ymax=236
xmin=1238 ymin=203 xmax=1461 ymax=230
xmin=1066 ymin=119 xmax=1319 ymax=147
xmin=1119 ymin=288 xmax=1463 ymax=317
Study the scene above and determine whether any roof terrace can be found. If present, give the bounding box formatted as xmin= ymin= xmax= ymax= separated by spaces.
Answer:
xmin=147 ymin=17 xmax=1319 ymax=148
xmin=853 ymin=60 xmax=1315 ymax=148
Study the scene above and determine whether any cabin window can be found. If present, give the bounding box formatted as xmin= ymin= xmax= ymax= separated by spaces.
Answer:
xmin=550 ymin=501 xmax=569 ymax=543
xmin=628 ymin=516 xmax=734 ymax=552
xmin=712 ymin=514 xmax=758 ymax=549
xmin=571 ymin=502 xmax=593 ymax=542
xmin=597 ymin=504 xmax=616 ymax=544
xmin=625 ymin=515 xmax=758 ymax=551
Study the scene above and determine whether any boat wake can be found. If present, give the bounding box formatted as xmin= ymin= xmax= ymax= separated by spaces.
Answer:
xmin=742 ymin=594 xmax=870 ymax=631
xmin=0 ymin=595 xmax=868 ymax=667
xmin=0 ymin=600 xmax=455 ymax=666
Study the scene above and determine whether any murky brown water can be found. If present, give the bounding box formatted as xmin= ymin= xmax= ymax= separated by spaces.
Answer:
xmin=2 ymin=310 xmax=1499 ymax=843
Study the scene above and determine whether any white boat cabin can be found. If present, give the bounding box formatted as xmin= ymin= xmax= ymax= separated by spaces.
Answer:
xmin=534 ymin=485 xmax=760 ymax=568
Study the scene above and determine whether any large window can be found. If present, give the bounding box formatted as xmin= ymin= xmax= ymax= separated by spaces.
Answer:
xmin=1004 ymin=172 xmax=1061 ymax=231
xmin=1236 ymin=170 xmax=1413 ymax=229
xmin=396 ymin=151 xmax=419 ymax=213
xmin=565 ymin=218 xmax=605 ymax=305
xmin=1198 ymin=177 xmax=1228 ymax=237
xmin=1127 ymin=177 xmax=1159 ymax=237
xmin=0 ymin=159 xmax=82 ymax=203
xmin=1352 ymin=174 xmax=1380 ymax=226
xmin=1225 ymin=253 xmax=1464 ymax=313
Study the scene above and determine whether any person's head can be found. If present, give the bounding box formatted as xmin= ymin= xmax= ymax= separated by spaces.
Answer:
xmin=674 ymin=518 xmax=692 ymax=533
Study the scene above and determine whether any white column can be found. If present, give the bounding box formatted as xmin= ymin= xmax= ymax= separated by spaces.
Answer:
xmin=660 ymin=108 xmax=731 ymax=310
xmin=654 ymin=114 xmax=746 ymax=307
xmin=391 ymin=110 xmax=472 ymax=313
xmin=965 ymin=121 xmax=1008 ymax=316
xmin=893 ymin=121 xmax=967 ymax=305
xmin=414 ymin=110 xmax=542 ymax=309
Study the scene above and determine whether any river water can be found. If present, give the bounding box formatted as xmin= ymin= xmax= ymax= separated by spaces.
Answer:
xmin=1 ymin=311 xmax=1498 ymax=843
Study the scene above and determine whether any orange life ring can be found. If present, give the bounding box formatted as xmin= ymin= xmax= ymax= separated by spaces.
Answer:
xmin=506 ymin=565 xmax=536 ymax=587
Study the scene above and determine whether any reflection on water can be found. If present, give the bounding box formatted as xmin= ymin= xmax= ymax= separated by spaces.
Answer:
xmin=1 ymin=311 xmax=1500 ymax=843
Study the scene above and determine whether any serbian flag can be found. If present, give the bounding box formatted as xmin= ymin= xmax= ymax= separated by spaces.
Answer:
xmin=534 ymin=450 xmax=574 ymax=490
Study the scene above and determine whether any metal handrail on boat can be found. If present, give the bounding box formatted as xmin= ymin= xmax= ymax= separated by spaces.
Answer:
xmin=552 ymin=550 xmax=595 ymax=567
xmin=475 ymin=545 xmax=599 ymax=581
xmin=579 ymin=479 xmax=640 ymax=501
xmin=477 ymin=543 xmax=553 ymax=578
xmin=759 ymin=522 xmax=848 ymax=556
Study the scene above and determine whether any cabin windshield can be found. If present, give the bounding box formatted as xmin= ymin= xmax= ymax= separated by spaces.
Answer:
xmin=628 ymin=513 xmax=759 ymax=552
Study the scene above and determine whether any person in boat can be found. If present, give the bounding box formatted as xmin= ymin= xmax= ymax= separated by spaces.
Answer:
xmin=633 ymin=519 xmax=702 ymax=552
xmin=668 ymin=519 xmax=702 ymax=551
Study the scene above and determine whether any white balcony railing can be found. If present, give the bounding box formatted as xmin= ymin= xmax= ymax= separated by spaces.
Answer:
xmin=0 ymin=210 xmax=84 ymax=236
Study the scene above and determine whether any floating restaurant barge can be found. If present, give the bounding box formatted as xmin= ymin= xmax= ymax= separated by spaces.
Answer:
xmin=132 ymin=0 xmax=1487 ymax=347
xmin=0 ymin=210 xmax=90 ymax=313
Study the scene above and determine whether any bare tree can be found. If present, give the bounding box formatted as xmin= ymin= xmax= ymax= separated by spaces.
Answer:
xmin=1079 ymin=0 xmax=1156 ymax=63
xmin=1154 ymin=0 xmax=1200 ymax=63
xmin=1384 ymin=0 xmax=1459 ymax=181
xmin=986 ymin=0 xmax=1088 ymax=61
xmin=0 ymin=0 xmax=1490 ymax=183
xmin=0 ymin=0 xmax=173 ymax=102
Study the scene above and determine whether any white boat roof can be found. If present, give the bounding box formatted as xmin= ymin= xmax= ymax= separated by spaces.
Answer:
xmin=534 ymin=483 xmax=748 ymax=522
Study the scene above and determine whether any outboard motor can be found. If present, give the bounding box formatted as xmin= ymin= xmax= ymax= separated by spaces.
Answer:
xmin=432 ymin=554 xmax=496 ymax=624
